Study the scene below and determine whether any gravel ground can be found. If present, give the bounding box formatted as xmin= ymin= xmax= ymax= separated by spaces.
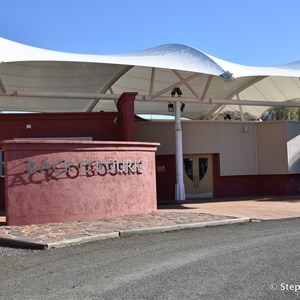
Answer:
xmin=0 ymin=244 xmax=40 ymax=258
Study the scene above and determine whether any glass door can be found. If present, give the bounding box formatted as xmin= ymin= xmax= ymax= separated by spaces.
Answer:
xmin=183 ymin=154 xmax=213 ymax=198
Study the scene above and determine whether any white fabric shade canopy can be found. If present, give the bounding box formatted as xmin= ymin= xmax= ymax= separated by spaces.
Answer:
xmin=0 ymin=37 xmax=300 ymax=120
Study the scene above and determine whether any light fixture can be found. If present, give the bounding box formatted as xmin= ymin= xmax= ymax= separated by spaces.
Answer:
xmin=224 ymin=114 xmax=231 ymax=120
xmin=26 ymin=124 xmax=32 ymax=129
xmin=168 ymin=102 xmax=174 ymax=112
xmin=171 ymin=87 xmax=183 ymax=97
xmin=171 ymin=88 xmax=176 ymax=97
xmin=180 ymin=102 xmax=185 ymax=112
xmin=176 ymin=87 xmax=182 ymax=97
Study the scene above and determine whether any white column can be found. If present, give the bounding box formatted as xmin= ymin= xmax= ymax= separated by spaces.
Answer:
xmin=175 ymin=100 xmax=186 ymax=201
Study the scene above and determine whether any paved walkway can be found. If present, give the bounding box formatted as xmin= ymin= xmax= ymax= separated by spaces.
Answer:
xmin=160 ymin=195 xmax=300 ymax=220
xmin=0 ymin=195 xmax=299 ymax=249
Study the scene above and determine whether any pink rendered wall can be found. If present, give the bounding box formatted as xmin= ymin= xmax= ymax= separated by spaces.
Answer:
xmin=0 ymin=112 xmax=122 ymax=141
xmin=0 ymin=92 xmax=140 ymax=213
xmin=117 ymin=92 xmax=137 ymax=141
xmin=0 ymin=179 xmax=4 ymax=211
xmin=0 ymin=111 xmax=121 ymax=211
xmin=3 ymin=140 xmax=158 ymax=225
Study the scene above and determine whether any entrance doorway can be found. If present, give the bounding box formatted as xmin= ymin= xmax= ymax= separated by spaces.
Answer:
xmin=183 ymin=154 xmax=213 ymax=199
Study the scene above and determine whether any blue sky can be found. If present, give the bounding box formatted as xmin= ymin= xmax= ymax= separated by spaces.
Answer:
xmin=0 ymin=0 xmax=299 ymax=66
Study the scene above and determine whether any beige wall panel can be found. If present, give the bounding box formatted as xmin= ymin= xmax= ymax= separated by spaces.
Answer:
xmin=182 ymin=122 xmax=219 ymax=154
xmin=136 ymin=120 xmax=298 ymax=176
xmin=135 ymin=122 xmax=175 ymax=155
xmin=136 ymin=121 xmax=220 ymax=155
xmin=286 ymin=122 xmax=300 ymax=173
xmin=257 ymin=122 xmax=288 ymax=174
xmin=219 ymin=123 xmax=257 ymax=176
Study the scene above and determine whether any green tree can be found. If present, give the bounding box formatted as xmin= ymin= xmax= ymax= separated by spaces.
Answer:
xmin=262 ymin=106 xmax=300 ymax=121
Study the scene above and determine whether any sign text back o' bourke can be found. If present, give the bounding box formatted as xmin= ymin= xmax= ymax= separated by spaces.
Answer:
xmin=27 ymin=159 xmax=148 ymax=175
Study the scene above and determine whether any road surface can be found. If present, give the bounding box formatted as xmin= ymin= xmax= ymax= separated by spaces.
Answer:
xmin=0 ymin=218 xmax=299 ymax=299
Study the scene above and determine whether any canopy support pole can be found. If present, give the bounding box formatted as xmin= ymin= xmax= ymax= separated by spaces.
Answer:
xmin=175 ymin=100 xmax=186 ymax=201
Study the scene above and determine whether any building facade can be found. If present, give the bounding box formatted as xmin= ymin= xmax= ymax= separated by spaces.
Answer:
xmin=0 ymin=38 xmax=300 ymax=224
xmin=136 ymin=120 xmax=300 ymax=203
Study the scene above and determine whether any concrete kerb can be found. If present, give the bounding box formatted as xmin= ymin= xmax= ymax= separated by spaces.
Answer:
xmin=0 ymin=217 xmax=251 ymax=250
xmin=46 ymin=232 xmax=119 ymax=249
xmin=0 ymin=237 xmax=48 ymax=250
xmin=119 ymin=217 xmax=251 ymax=237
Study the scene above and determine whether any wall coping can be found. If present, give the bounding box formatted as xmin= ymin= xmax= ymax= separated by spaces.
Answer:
xmin=1 ymin=140 xmax=160 ymax=152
